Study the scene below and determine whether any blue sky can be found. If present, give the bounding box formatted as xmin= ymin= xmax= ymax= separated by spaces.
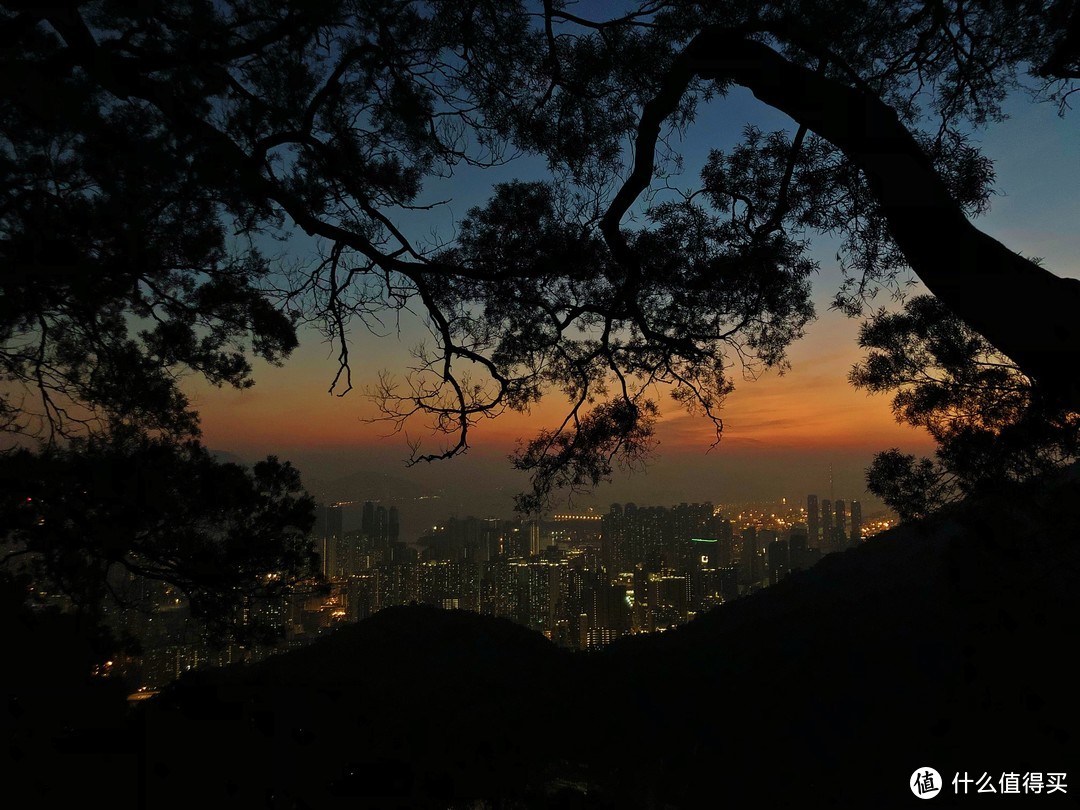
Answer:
xmin=187 ymin=36 xmax=1080 ymax=527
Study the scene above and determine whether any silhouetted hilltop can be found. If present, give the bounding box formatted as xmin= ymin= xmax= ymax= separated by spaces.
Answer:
xmin=146 ymin=606 xmax=572 ymax=808
xmin=582 ymin=471 xmax=1080 ymax=806
xmin=93 ymin=468 xmax=1080 ymax=806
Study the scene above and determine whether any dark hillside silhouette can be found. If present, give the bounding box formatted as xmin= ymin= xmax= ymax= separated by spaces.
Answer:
xmin=123 ymin=466 xmax=1080 ymax=808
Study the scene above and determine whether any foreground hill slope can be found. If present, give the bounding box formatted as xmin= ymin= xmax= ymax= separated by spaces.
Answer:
xmin=143 ymin=470 xmax=1080 ymax=808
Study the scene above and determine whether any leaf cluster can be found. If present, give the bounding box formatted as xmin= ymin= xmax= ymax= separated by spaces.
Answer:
xmin=0 ymin=427 xmax=320 ymax=643
xmin=852 ymin=296 xmax=1080 ymax=519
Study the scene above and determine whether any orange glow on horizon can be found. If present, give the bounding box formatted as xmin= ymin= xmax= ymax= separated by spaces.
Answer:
xmin=188 ymin=311 xmax=935 ymax=462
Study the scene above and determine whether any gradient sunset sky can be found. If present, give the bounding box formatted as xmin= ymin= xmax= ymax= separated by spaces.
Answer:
xmin=186 ymin=81 xmax=1080 ymax=517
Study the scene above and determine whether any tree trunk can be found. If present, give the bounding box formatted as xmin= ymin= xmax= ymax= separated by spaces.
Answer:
xmin=687 ymin=29 xmax=1080 ymax=408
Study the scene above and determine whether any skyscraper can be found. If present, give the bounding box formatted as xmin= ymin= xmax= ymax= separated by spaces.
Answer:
xmin=527 ymin=520 xmax=541 ymax=556
xmin=326 ymin=503 xmax=344 ymax=576
xmin=821 ymin=499 xmax=834 ymax=553
xmin=789 ymin=529 xmax=808 ymax=572
xmin=835 ymin=500 xmax=847 ymax=550
xmin=361 ymin=501 xmax=375 ymax=541
xmin=807 ymin=495 xmax=819 ymax=548
xmin=374 ymin=504 xmax=388 ymax=548
xmin=716 ymin=518 xmax=734 ymax=567
xmin=850 ymin=501 xmax=862 ymax=545
xmin=767 ymin=537 xmax=790 ymax=585
xmin=741 ymin=527 xmax=758 ymax=589
xmin=389 ymin=505 xmax=400 ymax=545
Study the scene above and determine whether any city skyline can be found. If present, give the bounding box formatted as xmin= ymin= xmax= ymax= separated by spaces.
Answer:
xmin=124 ymin=489 xmax=883 ymax=690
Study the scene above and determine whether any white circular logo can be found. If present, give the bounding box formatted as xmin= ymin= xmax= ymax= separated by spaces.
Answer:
xmin=911 ymin=767 xmax=942 ymax=799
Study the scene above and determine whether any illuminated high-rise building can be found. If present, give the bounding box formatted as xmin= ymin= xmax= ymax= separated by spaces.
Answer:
xmin=850 ymin=501 xmax=862 ymax=545
xmin=689 ymin=536 xmax=719 ymax=570
xmin=821 ymin=499 xmax=834 ymax=553
xmin=835 ymin=500 xmax=847 ymax=550
xmin=672 ymin=502 xmax=714 ymax=570
xmin=741 ymin=527 xmax=758 ymax=589
xmin=323 ymin=503 xmax=344 ymax=577
xmin=374 ymin=504 xmax=388 ymax=548
xmin=767 ymin=537 xmax=790 ymax=585
xmin=645 ymin=571 xmax=690 ymax=629
xmin=716 ymin=519 xmax=734 ymax=567
xmin=789 ymin=529 xmax=809 ymax=572
xmin=807 ymin=495 xmax=819 ymax=548
xmin=361 ymin=501 xmax=374 ymax=539
xmin=389 ymin=505 xmax=400 ymax=544
xmin=527 ymin=520 xmax=541 ymax=556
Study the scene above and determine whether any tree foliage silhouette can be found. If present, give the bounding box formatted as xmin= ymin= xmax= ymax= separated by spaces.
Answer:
xmin=3 ymin=0 xmax=1079 ymax=519
xmin=1 ymin=3 xmax=320 ymax=631
xmin=1 ymin=428 xmax=317 ymax=642
xmin=852 ymin=296 xmax=1080 ymax=519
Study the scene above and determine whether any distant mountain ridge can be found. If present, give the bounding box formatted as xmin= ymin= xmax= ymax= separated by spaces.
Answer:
xmin=300 ymin=468 xmax=429 ymax=504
